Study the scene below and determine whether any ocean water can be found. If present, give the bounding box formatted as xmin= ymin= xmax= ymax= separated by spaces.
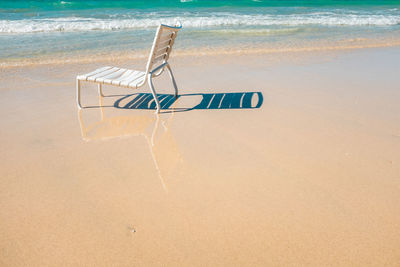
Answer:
xmin=1 ymin=0 xmax=400 ymax=66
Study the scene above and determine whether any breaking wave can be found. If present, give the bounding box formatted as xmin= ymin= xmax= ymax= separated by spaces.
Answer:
xmin=1 ymin=12 xmax=400 ymax=34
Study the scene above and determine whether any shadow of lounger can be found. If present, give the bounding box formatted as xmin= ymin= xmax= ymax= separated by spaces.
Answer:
xmin=114 ymin=92 xmax=263 ymax=111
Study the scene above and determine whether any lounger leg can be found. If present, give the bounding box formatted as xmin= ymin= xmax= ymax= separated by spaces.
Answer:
xmin=99 ymin=89 xmax=105 ymax=120
xmin=98 ymin=83 xmax=105 ymax=97
xmin=148 ymin=74 xmax=161 ymax=114
xmin=166 ymin=64 xmax=178 ymax=98
xmin=76 ymin=79 xmax=82 ymax=109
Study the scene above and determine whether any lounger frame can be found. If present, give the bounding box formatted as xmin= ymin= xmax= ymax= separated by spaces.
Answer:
xmin=76 ymin=23 xmax=182 ymax=113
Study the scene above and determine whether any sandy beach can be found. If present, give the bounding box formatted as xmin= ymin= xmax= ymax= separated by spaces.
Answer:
xmin=0 ymin=46 xmax=400 ymax=266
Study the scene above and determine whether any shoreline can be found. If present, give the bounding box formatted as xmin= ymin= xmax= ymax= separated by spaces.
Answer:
xmin=2 ymin=36 xmax=400 ymax=69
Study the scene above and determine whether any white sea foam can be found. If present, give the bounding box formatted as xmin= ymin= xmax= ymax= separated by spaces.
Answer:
xmin=1 ymin=13 xmax=399 ymax=34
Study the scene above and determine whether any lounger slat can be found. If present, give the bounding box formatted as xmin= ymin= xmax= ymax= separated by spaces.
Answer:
xmin=119 ymin=71 xmax=141 ymax=86
xmin=153 ymin=53 xmax=167 ymax=64
xmin=87 ymin=67 xmax=119 ymax=81
xmin=159 ymin=32 xmax=174 ymax=40
xmin=119 ymin=71 xmax=145 ymax=87
xmin=86 ymin=67 xmax=117 ymax=81
xmin=164 ymin=37 xmax=176 ymax=61
xmin=126 ymin=73 xmax=145 ymax=86
xmin=97 ymin=68 xmax=127 ymax=83
xmin=127 ymin=73 xmax=146 ymax=87
xmin=111 ymin=69 xmax=134 ymax=85
xmin=128 ymin=77 xmax=145 ymax=88
xmin=158 ymin=33 xmax=174 ymax=44
xmin=120 ymin=75 xmax=142 ymax=87
xmin=118 ymin=69 xmax=134 ymax=79
xmin=160 ymin=28 xmax=175 ymax=36
xmin=156 ymin=44 xmax=171 ymax=52
xmin=77 ymin=66 xmax=112 ymax=80
xmin=158 ymin=39 xmax=172 ymax=48
xmin=155 ymin=46 xmax=170 ymax=57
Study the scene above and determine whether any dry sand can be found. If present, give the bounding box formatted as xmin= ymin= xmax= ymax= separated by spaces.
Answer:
xmin=0 ymin=47 xmax=400 ymax=266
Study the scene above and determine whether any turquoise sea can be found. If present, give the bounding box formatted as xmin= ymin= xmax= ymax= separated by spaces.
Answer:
xmin=1 ymin=0 xmax=400 ymax=66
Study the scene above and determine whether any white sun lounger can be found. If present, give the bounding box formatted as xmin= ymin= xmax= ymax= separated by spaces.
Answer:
xmin=76 ymin=23 xmax=182 ymax=113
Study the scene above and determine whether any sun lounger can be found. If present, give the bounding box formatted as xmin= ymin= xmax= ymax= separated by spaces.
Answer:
xmin=76 ymin=23 xmax=182 ymax=113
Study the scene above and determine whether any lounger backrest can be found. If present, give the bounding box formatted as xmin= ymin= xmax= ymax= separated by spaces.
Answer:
xmin=146 ymin=23 xmax=182 ymax=74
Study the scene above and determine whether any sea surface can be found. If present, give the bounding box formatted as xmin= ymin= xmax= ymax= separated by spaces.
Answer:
xmin=1 ymin=0 xmax=400 ymax=66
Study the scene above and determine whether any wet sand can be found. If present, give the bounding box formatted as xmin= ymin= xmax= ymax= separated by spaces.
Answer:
xmin=0 ymin=47 xmax=400 ymax=266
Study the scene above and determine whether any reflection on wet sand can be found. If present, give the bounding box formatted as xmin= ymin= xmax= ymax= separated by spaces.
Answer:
xmin=78 ymin=97 xmax=182 ymax=193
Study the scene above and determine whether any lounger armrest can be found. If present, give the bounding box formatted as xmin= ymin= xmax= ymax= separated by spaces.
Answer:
xmin=150 ymin=62 xmax=168 ymax=75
